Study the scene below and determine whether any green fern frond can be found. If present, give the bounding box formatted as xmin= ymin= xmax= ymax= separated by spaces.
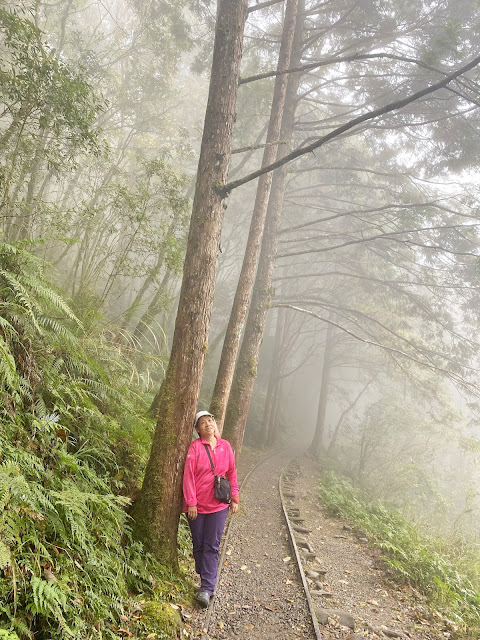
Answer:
xmin=0 ymin=629 xmax=20 ymax=639
xmin=29 ymin=577 xmax=74 ymax=637
xmin=0 ymin=270 xmax=42 ymax=332
xmin=0 ymin=541 xmax=11 ymax=569
xmin=0 ymin=336 xmax=19 ymax=392
xmin=21 ymin=274 xmax=81 ymax=327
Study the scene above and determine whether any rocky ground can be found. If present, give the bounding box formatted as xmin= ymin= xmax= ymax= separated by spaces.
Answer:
xmin=186 ymin=448 xmax=449 ymax=640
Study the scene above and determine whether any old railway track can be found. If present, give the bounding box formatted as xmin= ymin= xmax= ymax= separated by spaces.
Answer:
xmin=196 ymin=449 xmax=323 ymax=640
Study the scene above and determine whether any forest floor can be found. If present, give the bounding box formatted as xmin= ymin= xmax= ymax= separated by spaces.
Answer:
xmin=186 ymin=448 xmax=449 ymax=640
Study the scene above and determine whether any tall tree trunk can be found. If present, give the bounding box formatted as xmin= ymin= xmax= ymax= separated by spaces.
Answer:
xmin=268 ymin=372 xmax=284 ymax=446
xmin=261 ymin=305 xmax=286 ymax=447
xmin=131 ymin=0 xmax=248 ymax=568
xmin=13 ymin=131 xmax=47 ymax=241
xmin=120 ymin=222 xmax=176 ymax=330
xmin=209 ymin=0 xmax=299 ymax=432
xmin=326 ymin=376 xmax=375 ymax=455
xmin=222 ymin=3 xmax=304 ymax=456
xmin=310 ymin=323 xmax=335 ymax=456
xmin=132 ymin=270 xmax=172 ymax=345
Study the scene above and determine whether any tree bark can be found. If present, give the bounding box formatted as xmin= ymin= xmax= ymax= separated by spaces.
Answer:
xmin=326 ymin=376 xmax=375 ymax=455
xmin=309 ymin=323 xmax=334 ymax=457
xmin=130 ymin=0 xmax=248 ymax=568
xmin=209 ymin=0 xmax=299 ymax=432
xmin=261 ymin=305 xmax=286 ymax=447
xmin=222 ymin=1 xmax=304 ymax=456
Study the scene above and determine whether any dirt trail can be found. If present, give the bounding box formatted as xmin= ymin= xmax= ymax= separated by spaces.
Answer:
xmin=187 ymin=449 xmax=444 ymax=640
xmin=190 ymin=449 xmax=314 ymax=639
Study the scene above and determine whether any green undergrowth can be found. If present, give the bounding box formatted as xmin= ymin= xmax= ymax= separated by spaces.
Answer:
xmin=318 ymin=471 xmax=480 ymax=638
xmin=0 ymin=241 xmax=191 ymax=639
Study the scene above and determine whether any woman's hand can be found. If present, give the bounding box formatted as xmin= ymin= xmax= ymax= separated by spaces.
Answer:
xmin=230 ymin=502 xmax=238 ymax=514
xmin=187 ymin=505 xmax=198 ymax=520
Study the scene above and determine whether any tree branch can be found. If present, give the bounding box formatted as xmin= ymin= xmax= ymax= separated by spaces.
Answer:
xmin=221 ymin=54 xmax=480 ymax=194
xmin=231 ymin=140 xmax=286 ymax=154
xmin=247 ymin=0 xmax=284 ymax=14
xmin=239 ymin=52 xmax=443 ymax=85
xmin=272 ymin=303 xmax=480 ymax=395
xmin=277 ymin=223 xmax=480 ymax=257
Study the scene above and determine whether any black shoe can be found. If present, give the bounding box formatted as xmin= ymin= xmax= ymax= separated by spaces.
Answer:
xmin=196 ymin=591 xmax=210 ymax=608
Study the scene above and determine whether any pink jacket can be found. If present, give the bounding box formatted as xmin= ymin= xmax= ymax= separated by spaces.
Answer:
xmin=183 ymin=436 xmax=239 ymax=513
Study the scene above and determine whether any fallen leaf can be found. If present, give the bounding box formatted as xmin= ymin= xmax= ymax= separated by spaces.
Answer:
xmin=240 ymin=565 xmax=248 ymax=571
xmin=283 ymin=556 xmax=291 ymax=563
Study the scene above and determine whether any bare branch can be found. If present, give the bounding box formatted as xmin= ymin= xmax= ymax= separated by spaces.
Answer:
xmin=247 ymin=0 xmax=284 ymax=14
xmin=272 ymin=304 xmax=480 ymax=395
xmin=239 ymin=52 xmax=443 ymax=85
xmin=232 ymin=140 xmax=286 ymax=154
xmin=277 ymin=223 xmax=480 ymax=257
xmin=221 ymin=54 xmax=480 ymax=194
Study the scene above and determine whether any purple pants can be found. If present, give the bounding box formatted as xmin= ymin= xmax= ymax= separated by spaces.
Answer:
xmin=188 ymin=507 xmax=229 ymax=595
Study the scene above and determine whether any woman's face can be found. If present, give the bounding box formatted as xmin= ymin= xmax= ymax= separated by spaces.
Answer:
xmin=196 ymin=415 xmax=216 ymax=439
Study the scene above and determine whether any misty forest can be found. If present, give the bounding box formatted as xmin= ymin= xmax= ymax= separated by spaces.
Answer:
xmin=1 ymin=0 xmax=480 ymax=638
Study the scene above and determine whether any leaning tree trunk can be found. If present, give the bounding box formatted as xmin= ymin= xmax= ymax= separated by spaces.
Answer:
xmin=210 ymin=0 xmax=299 ymax=432
xmin=222 ymin=3 xmax=304 ymax=456
xmin=131 ymin=0 xmax=248 ymax=568
xmin=310 ymin=322 xmax=335 ymax=457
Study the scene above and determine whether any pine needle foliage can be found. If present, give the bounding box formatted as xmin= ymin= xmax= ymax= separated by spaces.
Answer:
xmin=0 ymin=242 xmax=188 ymax=639
xmin=319 ymin=471 xmax=480 ymax=637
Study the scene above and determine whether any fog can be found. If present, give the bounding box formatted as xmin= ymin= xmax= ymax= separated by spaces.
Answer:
xmin=3 ymin=0 xmax=480 ymax=543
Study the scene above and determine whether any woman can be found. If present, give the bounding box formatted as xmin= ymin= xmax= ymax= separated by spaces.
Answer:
xmin=183 ymin=411 xmax=239 ymax=608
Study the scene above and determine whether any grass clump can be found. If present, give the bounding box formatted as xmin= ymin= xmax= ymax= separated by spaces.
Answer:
xmin=319 ymin=470 xmax=480 ymax=637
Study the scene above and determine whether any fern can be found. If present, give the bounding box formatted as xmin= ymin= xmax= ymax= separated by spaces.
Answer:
xmin=0 ymin=630 xmax=20 ymax=639
xmin=0 ymin=542 xmax=11 ymax=570
xmin=29 ymin=577 xmax=75 ymax=637
xmin=0 ymin=241 xmax=188 ymax=638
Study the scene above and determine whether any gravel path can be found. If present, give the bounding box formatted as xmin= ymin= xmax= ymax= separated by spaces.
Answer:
xmin=191 ymin=449 xmax=315 ymax=639
xmin=187 ymin=449 xmax=448 ymax=640
xmin=290 ymin=455 xmax=445 ymax=640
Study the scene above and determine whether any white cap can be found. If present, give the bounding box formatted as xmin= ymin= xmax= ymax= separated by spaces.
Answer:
xmin=194 ymin=411 xmax=214 ymax=428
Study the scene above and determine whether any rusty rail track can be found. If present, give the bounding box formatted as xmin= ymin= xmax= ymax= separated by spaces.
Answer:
xmin=201 ymin=449 xmax=323 ymax=639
